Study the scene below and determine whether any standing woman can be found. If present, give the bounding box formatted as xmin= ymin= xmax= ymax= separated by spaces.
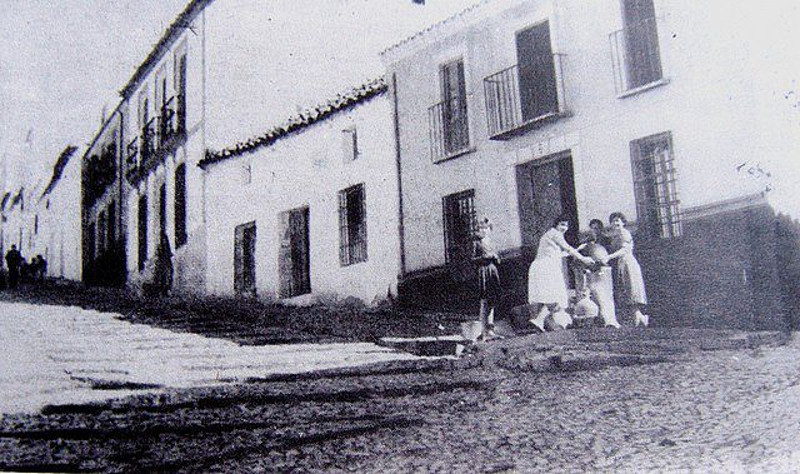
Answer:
xmin=528 ymin=214 xmax=595 ymax=332
xmin=602 ymin=212 xmax=650 ymax=326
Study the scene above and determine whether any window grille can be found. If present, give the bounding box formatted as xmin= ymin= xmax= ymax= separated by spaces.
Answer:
xmin=442 ymin=189 xmax=476 ymax=264
xmin=339 ymin=184 xmax=367 ymax=266
xmin=631 ymin=132 xmax=682 ymax=239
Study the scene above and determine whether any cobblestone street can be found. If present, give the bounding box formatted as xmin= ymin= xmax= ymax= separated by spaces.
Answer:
xmin=1 ymin=299 xmax=798 ymax=472
xmin=0 ymin=301 xmax=423 ymax=414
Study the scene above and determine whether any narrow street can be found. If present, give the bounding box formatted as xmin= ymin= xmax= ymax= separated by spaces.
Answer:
xmin=0 ymin=301 xmax=423 ymax=414
xmin=1 ymin=300 xmax=799 ymax=472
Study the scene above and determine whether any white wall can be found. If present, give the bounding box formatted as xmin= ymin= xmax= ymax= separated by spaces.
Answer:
xmin=204 ymin=94 xmax=399 ymax=304
xmin=38 ymin=151 xmax=82 ymax=281
xmin=121 ymin=14 xmax=207 ymax=294
xmin=385 ymin=0 xmax=797 ymax=273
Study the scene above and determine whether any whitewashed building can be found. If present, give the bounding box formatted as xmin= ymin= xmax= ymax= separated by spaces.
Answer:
xmin=382 ymin=0 xmax=800 ymax=329
xmin=200 ymin=79 xmax=400 ymax=304
xmin=36 ymin=146 xmax=82 ymax=281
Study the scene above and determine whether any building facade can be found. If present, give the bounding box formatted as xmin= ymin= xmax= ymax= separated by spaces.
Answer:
xmin=109 ymin=0 xmax=209 ymax=294
xmin=37 ymin=146 xmax=82 ymax=281
xmin=81 ymin=110 xmax=126 ymax=286
xmin=383 ymin=0 xmax=798 ymax=329
xmin=200 ymin=79 xmax=400 ymax=304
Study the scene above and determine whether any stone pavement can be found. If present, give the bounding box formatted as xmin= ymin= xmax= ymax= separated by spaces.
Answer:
xmin=0 ymin=302 xmax=424 ymax=415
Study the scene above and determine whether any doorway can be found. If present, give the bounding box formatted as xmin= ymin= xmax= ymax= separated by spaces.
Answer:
xmin=234 ymin=221 xmax=257 ymax=296
xmin=516 ymin=152 xmax=578 ymax=258
xmin=278 ymin=207 xmax=310 ymax=298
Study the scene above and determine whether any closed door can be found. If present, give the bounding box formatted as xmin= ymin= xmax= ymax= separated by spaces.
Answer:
xmin=516 ymin=153 xmax=578 ymax=256
xmin=235 ymin=221 xmax=256 ymax=296
xmin=279 ymin=207 xmax=310 ymax=298
xmin=516 ymin=21 xmax=558 ymax=122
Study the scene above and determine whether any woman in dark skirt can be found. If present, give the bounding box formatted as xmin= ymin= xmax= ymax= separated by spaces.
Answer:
xmin=473 ymin=218 xmax=502 ymax=341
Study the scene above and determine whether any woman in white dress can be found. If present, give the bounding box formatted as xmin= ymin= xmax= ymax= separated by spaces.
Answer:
xmin=528 ymin=214 xmax=595 ymax=332
xmin=600 ymin=212 xmax=650 ymax=327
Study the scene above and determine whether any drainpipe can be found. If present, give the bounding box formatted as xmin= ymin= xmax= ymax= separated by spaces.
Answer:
xmin=391 ymin=72 xmax=406 ymax=279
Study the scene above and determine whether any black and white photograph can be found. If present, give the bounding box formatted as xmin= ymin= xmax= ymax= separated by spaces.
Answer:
xmin=1 ymin=0 xmax=799 ymax=471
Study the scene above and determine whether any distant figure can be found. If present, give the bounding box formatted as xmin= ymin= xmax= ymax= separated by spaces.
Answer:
xmin=35 ymin=255 xmax=47 ymax=281
xmin=4 ymin=245 xmax=22 ymax=289
xmin=473 ymin=217 xmax=502 ymax=342
xmin=153 ymin=232 xmax=174 ymax=297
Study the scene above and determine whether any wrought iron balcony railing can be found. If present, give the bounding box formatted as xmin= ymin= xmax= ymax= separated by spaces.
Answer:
xmin=126 ymin=137 xmax=139 ymax=173
xmin=428 ymin=95 xmax=471 ymax=162
xmin=483 ymin=54 xmax=568 ymax=140
xmin=609 ymin=18 xmax=665 ymax=95
xmin=126 ymin=95 xmax=187 ymax=184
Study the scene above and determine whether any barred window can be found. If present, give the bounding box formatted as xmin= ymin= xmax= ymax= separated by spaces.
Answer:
xmin=339 ymin=184 xmax=367 ymax=266
xmin=442 ymin=189 xmax=476 ymax=264
xmin=631 ymin=132 xmax=682 ymax=239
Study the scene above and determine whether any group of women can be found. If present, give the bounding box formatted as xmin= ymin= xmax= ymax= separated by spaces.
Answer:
xmin=526 ymin=212 xmax=649 ymax=332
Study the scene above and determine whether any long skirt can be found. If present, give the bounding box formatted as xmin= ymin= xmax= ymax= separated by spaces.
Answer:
xmin=528 ymin=255 xmax=568 ymax=308
xmin=614 ymin=255 xmax=648 ymax=306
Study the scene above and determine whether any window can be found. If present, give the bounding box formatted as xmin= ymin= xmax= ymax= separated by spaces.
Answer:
xmin=174 ymin=51 xmax=187 ymax=133
xmin=339 ymin=184 xmax=367 ymax=266
xmin=174 ymin=163 xmax=187 ymax=247
xmin=611 ymin=0 xmax=663 ymax=92
xmin=342 ymin=127 xmax=359 ymax=162
xmin=138 ymin=194 xmax=148 ymax=271
xmin=155 ymin=66 xmax=167 ymax=146
xmin=439 ymin=58 xmax=469 ymax=155
xmin=442 ymin=189 xmax=476 ymax=264
xmin=631 ymin=132 xmax=681 ymax=239
xmin=516 ymin=22 xmax=558 ymax=122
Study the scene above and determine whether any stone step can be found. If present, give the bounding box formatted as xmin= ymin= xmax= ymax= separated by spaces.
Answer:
xmin=379 ymin=328 xmax=792 ymax=358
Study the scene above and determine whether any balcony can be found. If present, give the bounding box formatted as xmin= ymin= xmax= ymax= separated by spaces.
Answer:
xmin=483 ymin=54 xmax=568 ymax=140
xmin=609 ymin=18 xmax=666 ymax=97
xmin=125 ymin=137 xmax=139 ymax=179
xmin=125 ymin=95 xmax=187 ymax=185
xmin=428 ymin=96 xmax=473 ymax=163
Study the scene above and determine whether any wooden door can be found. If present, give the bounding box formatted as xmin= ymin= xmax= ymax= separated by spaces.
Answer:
xmin=278 ymin=207 xmax=310 ymax=298
xmin=516 ymin=153 xmax=578 ymax=257
xmin=234 ymin=221 xmax=256 ymax=296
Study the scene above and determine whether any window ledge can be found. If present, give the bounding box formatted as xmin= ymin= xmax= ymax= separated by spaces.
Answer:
xmin=617 ymin=78 xmax=670 ymax=99
xmin=433 ymin=146 xmax=477 ymax=164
